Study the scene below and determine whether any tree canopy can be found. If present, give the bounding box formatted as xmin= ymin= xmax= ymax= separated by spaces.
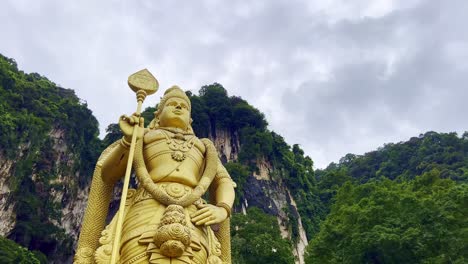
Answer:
xmin=306 ymin=169 xmax=468 ymax=263
xmin=231 ymin=207 xmax=295 ymax=264
xmin=308 ymin=132 xmax=468 ymax=263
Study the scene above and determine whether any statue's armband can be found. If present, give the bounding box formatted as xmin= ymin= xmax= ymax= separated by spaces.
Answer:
xmin=213 ymin=164 xmax=236 ymax=188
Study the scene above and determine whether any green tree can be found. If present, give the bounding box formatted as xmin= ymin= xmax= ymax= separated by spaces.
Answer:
xmin=305 ymin=169 xmax=468 ymax=264
xmin=224 ymin=162 xmax=250 ymax=205
xmin=199 ymin=83 xmax=232 ymax=132
xmin=0 ymin=236 xmax=43 ymax=264
xmin=231 ymin=207 xmax=295 ymax=264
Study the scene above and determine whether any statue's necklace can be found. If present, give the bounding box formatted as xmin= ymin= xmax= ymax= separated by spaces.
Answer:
xmin=160 ymin=130 xmax=195 ymax=162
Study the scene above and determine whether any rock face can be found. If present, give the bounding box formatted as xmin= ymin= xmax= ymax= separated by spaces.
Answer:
xmin=0 ymin=53 xmax=104 ymax=263
xmin=0 ymin=128 xmax=93 ymax=263
xmin=47 ymin=129 xmax=89 ymax=244
xmin=211 ymin=127 xmax=309 ymax=264
xmin=212 ymin=128 xmax=240 ymax=163
xmin=0 ymin=154 xmax=16 ymax=236
xmin=287 ymin=190 xmax=309 ymax=264
xmin=0 ymin=143 xmax=36 ymax=237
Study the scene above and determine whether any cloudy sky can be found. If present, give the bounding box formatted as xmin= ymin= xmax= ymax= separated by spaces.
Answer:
xmin=1 ymin=0 xmax=467 ymax=168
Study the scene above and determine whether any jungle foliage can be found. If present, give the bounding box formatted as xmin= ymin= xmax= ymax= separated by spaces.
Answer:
xmin=307 ymin=169 xmax=468 ymax=263
xmin=0 ymin=236 xmax=46 ymax=264
xmin=307 ymin=131 xmax=468 ymax=263
xmin=231 ymin=207 xmax=295 ymax=264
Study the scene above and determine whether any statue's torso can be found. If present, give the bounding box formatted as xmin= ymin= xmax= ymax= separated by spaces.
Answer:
xmin=143 ymin=129 xmax=206 ymax=187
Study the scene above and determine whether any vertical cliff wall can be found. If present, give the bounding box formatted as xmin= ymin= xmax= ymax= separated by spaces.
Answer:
xmin=0 ymin=54 xmax=102 ymax=262
xmin=0 ymin=153 xmax=17 ymax=236
xmin=210 ymin=127 xmax=309 ymax=264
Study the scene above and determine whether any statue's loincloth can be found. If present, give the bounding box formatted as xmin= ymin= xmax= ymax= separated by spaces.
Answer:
xmin=96 ymin=183 xmax=221 ymax=264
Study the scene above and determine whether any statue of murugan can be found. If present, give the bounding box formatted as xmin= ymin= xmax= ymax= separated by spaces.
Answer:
xmin=74 ymin=82 xmax=236 ymax=264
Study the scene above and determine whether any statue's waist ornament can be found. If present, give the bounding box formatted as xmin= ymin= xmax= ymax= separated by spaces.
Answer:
xmin=132 ymin=182 xmax=201 ymax=205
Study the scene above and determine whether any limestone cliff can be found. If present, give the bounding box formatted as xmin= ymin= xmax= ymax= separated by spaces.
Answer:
xmin=0 ymin=153 xmax=17 ymax=236
xmin=210 ymin=127 xmax=309 ymax=264
xmin=46 ymin=128 xmax=89 ymax=244
xmin=0 ymin=53 xmax=102 ymax=262
xmin=0 ymin=127 xmax=96 ymax=263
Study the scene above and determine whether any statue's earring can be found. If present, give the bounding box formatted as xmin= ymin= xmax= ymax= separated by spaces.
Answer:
xmin=154 ymin=112 xmax=160 ymax=125
xmin=186 ymin=118 xmax=193 ymax=132
xmin=150 ymin=116 xmax=160 ymax=129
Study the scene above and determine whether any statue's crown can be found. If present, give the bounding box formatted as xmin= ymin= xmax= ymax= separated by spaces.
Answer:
xmin=150 ymin=85 xmax=193 ymax=132
xmin=159 ymin=86 xmax=191 ymax=110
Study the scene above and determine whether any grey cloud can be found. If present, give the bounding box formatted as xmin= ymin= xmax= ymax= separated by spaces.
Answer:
xmin=281 ymin=0 xmax=468 ymax=167
xmin=1 ymin=0 xmax=467 ymax=168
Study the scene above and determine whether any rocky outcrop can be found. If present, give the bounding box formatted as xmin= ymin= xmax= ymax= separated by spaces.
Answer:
xmin=0 ymin=155 xmax=16 ymax=236
xmin=211 ymin=127 xmax=309 ymax=264
xmin=212 ymin=128 xmax=240 ymax=163
xmin=287 ymin=191 xmax=309 ymax=264
xmin=241 ymin=174 xmax=308 ymax=264
xmin=0 ymin=128 xmax=92 ymax=263
xmin=47 ymin=129 xmax=87 ymax=242
xmin=0 ymin=142 xmax=33 ymax=237
xmin=253 ymin=157 xmax=272 ymax=180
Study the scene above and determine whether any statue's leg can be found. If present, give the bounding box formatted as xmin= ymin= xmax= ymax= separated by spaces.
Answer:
xmin=94 ymin=189 xmax=137 ymax=264
xmin=119 ymin=196 xmax=164 ymax=264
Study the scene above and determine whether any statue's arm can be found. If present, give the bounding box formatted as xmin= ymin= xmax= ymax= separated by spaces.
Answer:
xmin=75 ymin=141 xmax=124 ymax=263
xmin=100 ymin=114 xmax=145 ymax=183
xmin=212 ymin=162 xmax=236 ymax=211
xmin=211 ymin=160 xmax=236 ymax=264
xmin=99 ymin=137 xmax=131 ymax=183
xmin=191 ymin=145 xmax=236 ymax=226
xmin=75 ymin=116 xmax=144 ymax=262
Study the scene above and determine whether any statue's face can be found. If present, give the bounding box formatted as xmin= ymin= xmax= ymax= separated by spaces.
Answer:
xmin=158 ymin=97 xmax=191 ymax=130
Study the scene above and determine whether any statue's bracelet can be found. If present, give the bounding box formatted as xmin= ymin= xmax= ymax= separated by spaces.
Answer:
xmin=120 ymin=136 xmax=131 ymax=148
xmin=216 ymin=202 xmax=232 ymax=218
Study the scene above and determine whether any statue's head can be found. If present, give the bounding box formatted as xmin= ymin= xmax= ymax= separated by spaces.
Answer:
xmin=149 ymin=86 xmax=193 ymax=133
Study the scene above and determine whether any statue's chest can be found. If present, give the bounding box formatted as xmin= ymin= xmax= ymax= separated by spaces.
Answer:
xmin=143 ymin=129 xmax=205 ymax=164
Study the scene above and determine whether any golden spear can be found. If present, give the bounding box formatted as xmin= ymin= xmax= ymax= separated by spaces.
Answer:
xmin=110 ymin=69 xmax=159 ymax=264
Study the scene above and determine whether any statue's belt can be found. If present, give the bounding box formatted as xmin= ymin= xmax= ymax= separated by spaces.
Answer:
xmin=133 ymin=182 xmax=196 ymax=205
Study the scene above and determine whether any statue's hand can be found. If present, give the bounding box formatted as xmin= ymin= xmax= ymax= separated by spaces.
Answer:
xmin=190 ymin=204 xmax=228 ymax=226
xmin=119 ymin=114 xmax=144 ymax=141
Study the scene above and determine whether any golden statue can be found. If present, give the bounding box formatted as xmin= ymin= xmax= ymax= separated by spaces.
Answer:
xmin=74 ymin=70 xmax=236 ymax=264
